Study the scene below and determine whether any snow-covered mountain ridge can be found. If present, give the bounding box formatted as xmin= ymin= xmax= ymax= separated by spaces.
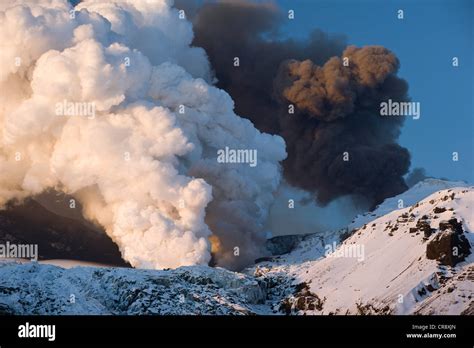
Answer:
xmin=0 ymin=180 xmax=472 ymax=315
xmin=0 ymin=263 xmax=266 ymax=315
xmin=250 ymin=180 xmax=473 ymax=314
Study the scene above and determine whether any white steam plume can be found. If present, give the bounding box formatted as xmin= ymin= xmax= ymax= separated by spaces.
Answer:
xmin=0 ymin=0 xmax=286 ymax=270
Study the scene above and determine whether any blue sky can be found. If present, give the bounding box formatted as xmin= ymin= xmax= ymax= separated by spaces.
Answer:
xmin=276 ymin=0 xmax=473 ymax=183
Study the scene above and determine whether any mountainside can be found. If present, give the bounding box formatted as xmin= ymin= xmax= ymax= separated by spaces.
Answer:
xmin=0 ymin=198 xmax=127 ymax=266
xmin=0 ymin=263 xmax=266 ymax=315
xmin=0 ymin=180 xmax=472 ymax=315
xmin=250 ymin=180 xmax=473 ymax=315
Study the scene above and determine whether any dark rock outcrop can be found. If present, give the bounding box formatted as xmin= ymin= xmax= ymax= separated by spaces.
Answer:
xmin=279 ymin=282 xmax=325 ymax=314
xmin=426 ymin=219 xmax=471 ymax=266
xmin=266 ymin=234 xmax=306 ymax=256
xmin=0 ymin=198 xmax=128 ymax=266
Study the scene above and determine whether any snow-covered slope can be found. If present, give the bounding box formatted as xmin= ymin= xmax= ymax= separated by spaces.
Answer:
xmin=350 ymin=179 xmax=467 ymax=228
xmin=249 ymin=181 xmax=473 ymax=315
xmin=0 ymin=263 xmax=266 ymax=315
xmin=0 ymin=180 xmax=471 ymax=315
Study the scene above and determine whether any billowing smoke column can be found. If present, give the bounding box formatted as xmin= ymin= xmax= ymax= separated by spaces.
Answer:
xmin=0 ymin=0 xmax=286 ymax=270
xmin=188 ymin=0 xmax=411 ymax=206
xmin=276 ymin=47 xmax=411 ymax=205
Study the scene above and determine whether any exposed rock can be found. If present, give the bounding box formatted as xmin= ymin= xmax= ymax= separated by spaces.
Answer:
xmin=339 ymin=228 xmax=357 ymax=242
xmin=426 ymin=219 xmax=471 ymax=266
xmin=278 ymin=282 xmax=325 ymax=314
xmin=0 ymin=182 xmax=472 ymax=316
xmin=0 ymin=199 xmax=127 ymax=266
xmin=438 ymin=218 xmax=463 ymax=233
xmin=460 ymin=301 xmax=474 ymax=315
xmin=416 ymin=219 xmax=436 ymax=239
xmin=254 ymin=256 xmax=275 ymax=264
xmin=266 ymin=234 xmax=306 ymax=255
xmin=356 ymin=301 xmax=391 ymax=315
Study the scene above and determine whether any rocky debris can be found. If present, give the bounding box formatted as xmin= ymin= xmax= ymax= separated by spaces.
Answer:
xmin=252 ymin=267 xmax=295 ymax=313
xmin=460 ymin=302 xmax=474 ymax=315
xmin=278 ymin=282 xmax=325 ymax=314
xmin=426 ymin=219 xmax=471 ymax=266
xmin=413 ymin=266 xmax=474 ymax=315
xmin=415 ymin=273 xmax=441 ymax=300
xmin=433 ymin=207 xmax=447 ymax=214
xmin=397 ymin=212 xmax=409 ymax=223
xmin=409 ymin=219 xmax=436 ymax=239
xmin=355 ymin=301 xmax=391 ymax=315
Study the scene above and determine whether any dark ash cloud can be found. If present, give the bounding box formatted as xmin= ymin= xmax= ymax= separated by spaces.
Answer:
xmin=182 ymin=0 xmax=412 ymax=207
